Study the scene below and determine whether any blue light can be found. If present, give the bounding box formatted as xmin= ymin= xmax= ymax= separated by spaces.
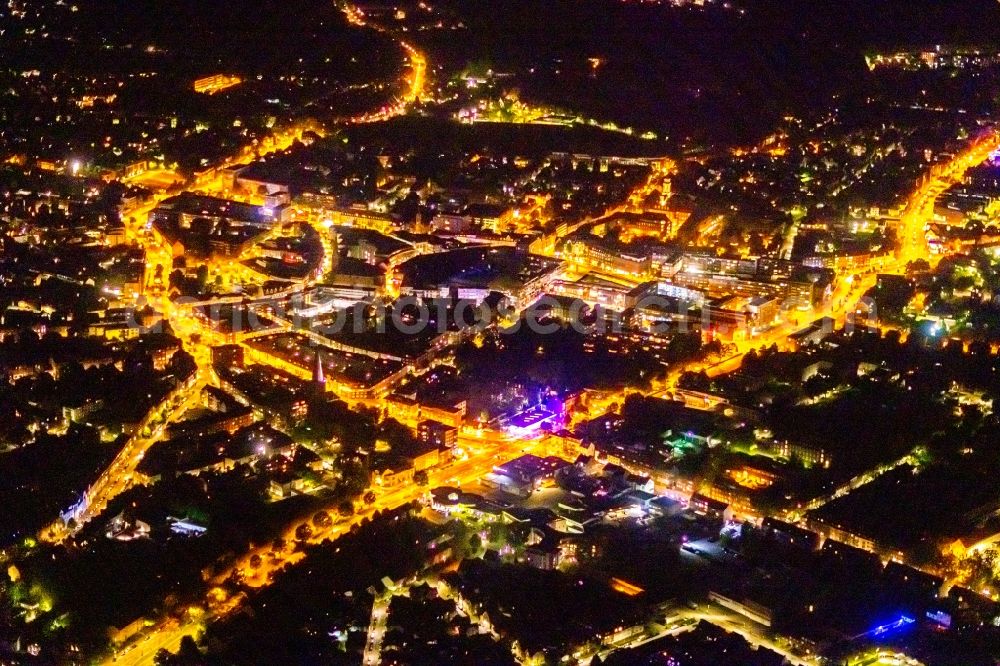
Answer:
xmin=868 ymin=615 xmax=915 ymax=638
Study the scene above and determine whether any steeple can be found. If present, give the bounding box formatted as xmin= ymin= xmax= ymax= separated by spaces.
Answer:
xmin=312 ymin=350 xmax=325 ymax=387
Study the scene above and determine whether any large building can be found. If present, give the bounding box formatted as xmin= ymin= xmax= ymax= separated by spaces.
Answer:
xmin=193 ymin=74 xmax=242 ymax=94
xmin=417 ymin=419 xmax=458 ymax=450
xmin=561 ymin=235 xmax=654 ymax=279
xmin=151 ymin=192 xmax=289 ymax=231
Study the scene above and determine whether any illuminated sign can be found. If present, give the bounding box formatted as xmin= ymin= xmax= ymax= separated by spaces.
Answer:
xmin=926 ymin=610 xmax=952 ymax=628
xmin=869 ymin=615 xmax=916 ymax=638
